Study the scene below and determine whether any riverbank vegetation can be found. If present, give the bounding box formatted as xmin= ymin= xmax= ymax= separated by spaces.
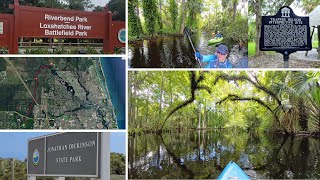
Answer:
xmin=129 ymin=0 xmax=248 ymax=45
xmin=129 ymin=71 xmax=320 ymax=136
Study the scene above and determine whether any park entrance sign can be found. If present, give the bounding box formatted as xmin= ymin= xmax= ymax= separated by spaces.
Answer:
xmin=28 ymin=132 xmax=109 ymax=178
xmin=259 ymin=6 xmax=312 ymax=67
xmin=0 ymin=0 xmax=125 ymax=54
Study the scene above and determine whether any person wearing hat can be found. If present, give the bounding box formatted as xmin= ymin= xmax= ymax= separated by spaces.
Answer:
xmin=195 ymin=44 xmax=232 ymax=68
xmin=215 ymin=31 xmax=223 ymax=38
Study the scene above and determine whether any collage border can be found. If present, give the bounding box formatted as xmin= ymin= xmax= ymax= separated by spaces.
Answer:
xmin=0 ymin=0 xmax=319 ymax=179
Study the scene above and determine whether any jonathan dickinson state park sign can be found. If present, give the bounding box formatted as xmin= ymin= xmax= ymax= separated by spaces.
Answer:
xmin=28 ymin=132 xmax=105 ymax=177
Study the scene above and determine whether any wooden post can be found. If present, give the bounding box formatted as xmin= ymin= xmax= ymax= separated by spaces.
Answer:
xmin=12 ymin=0 xmax=20 ymax=54
xmin=103 ymin=12 xmax=114 ymax=54
xmin=9 ymin=15 xmax=15 ymax=54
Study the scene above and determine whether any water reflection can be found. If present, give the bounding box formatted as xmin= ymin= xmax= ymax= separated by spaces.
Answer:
xmin=129 ymin=130 xmax=320 ymax=179
xmin=129 ymin=33 xmax=235 ymax=68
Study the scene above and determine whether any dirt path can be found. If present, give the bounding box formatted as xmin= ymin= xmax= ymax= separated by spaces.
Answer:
xmin=249 ymin=50 xmax=320 ymax=68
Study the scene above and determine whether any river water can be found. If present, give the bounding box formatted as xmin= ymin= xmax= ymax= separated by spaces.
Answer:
xmin=128 ymin=33 xmax=237 ymax=68
xmin=100 ymin=57 xmax=126 ymax=129
xmin=129 ymin=130 xmax=320 ymax=179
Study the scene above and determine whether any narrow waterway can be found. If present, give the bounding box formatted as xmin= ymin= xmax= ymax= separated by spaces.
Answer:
xmin=129 ymin=130 xmax=320 ymax=179
xmin=129 ymin=33 xmax=237 ymax=68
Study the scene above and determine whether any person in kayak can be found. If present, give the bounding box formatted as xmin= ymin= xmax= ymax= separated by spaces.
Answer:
xmin=195 ymin=44 xmax=232 ymax=68
xmin=215 ymin=31 xmax=223 ymax=38
xmin=212 ymin=32 xmax=216 ymax=38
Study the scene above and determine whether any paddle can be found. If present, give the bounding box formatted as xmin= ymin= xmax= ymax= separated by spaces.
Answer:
xmin=183 ymin=27 xmax=202 ymax=68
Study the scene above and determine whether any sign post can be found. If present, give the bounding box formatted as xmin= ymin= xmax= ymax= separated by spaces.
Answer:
xmin=99 ymin=132 xmax=110 ymax=180
xmin=260 ymin=6 xmax=312 ymax=68
xmin=28 ymin=132 xmax=110 ymax=179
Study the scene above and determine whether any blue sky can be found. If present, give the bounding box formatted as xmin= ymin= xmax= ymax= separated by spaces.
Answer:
xmin=0 ymin=132 xmax=126 ymax=160
xmin=91 ymin=0 xmax=109 ymax=7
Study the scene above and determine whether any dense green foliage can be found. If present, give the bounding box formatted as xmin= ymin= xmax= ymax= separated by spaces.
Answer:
xmin=169 ymin=0 xmax=178 ymax=30
xmin=110 ymin=153 xmax=126 ymax=175
xmin=128 ymin=0 xmax=143 ymax=38
xmin=128 ymin=0 xmax=247 ymax=46
xmin=0 ymin=0 xmax=14 ymax=14
xmin=141 ymin=0 xmax=158 ymax=35
xmin=129 ymin=71 xmax=320 ymax=135
xmin=107 ymin=0 xmax=126 ymax=21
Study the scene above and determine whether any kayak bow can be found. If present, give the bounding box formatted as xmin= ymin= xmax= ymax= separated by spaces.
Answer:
xmin=218 ymin=161 xmax=250 ymax=180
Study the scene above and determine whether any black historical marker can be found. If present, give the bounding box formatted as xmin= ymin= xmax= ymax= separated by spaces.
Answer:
xmin=260 ymin=6 xmax=312 ymax=67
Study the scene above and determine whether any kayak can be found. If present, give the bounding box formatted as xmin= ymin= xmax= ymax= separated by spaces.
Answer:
xmin=208 ymin=37 xmax=223 ymax=45
xmin=218 ymin=161 xmax=250 ymax=180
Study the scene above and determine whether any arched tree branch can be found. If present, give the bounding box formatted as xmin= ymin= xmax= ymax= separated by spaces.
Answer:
xmin=158 ymin=71 xmax=210 ymax=132
xmin=213 ymin=74 xmax=282 ymax=106
xmin=216 ymin=94 xmax=288 ymax=135
xmin=217 ymin=94 xmax=274 ymax=113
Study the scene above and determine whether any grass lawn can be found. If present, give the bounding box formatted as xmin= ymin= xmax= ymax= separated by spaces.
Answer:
xmin=248 ymin=42 xmax=255 ymax=57
xmin=248 ymin=42 xmax=276 ymax=57
xmin=313 ymin=41 xmax=319 ymax=48
xmin=111 ymin=174 xmax=125 ymax=180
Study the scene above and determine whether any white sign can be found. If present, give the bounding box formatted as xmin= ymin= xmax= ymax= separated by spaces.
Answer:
xmin=0 ymin=22 xmax=3 ymax=34
xmin=40 ymin=14 xmax=92 ymax=37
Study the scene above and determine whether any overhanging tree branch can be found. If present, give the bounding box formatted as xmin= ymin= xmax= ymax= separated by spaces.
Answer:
xmin=217 ymin=94 xmax=274 ymax=113
xmin=213 ymin=74 xmax=282 ymax=106
xmin=158 ymin=71 xmax=210 ymax=132
xmin=217 ymin=94 xmax=289 ymax=135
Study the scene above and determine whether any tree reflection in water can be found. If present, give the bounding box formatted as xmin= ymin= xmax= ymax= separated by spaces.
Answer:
xmin=129 ymin=130 xmax=320 ymax=179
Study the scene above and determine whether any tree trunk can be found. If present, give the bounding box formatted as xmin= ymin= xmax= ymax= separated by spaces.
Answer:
xmin=158 ymin=0 xmax=163 ymax=30
xmin=159 ymin=72 xmax=164 ymax=118
xmin=254 ymin=0 xmax=263 ymax=56
xmin=179 ymin=0 xmax=186 ymax=34
xmin=203 ymin=99 xmax=206 ymax=129
xmin=298 ymin=98 xmax=308 ymax=131
xmin=198 ymin=103 xmax=201 ymax=129
xmin=318 ymin=25 xmax=320 ymax=59
xmin=135 ymin=0 xmax=143 ymax=34
xmin=232 ymin=0 xmax=237 ymax=20
xmin=137 ymin=106 xmax=140 ymax=128
xmin=128 ymin=72 xmax=133 ymax=124
xmin=145 ymin=95 xmax=149 ymax=123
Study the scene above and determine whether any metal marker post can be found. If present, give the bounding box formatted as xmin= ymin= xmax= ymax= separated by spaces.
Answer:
xmin=283 ymin=51 xmax=289 ymax=68
xmin=99 ymin=132 xmax=110 ymax=180
xmin=11 ymin=158 xmax=14 ymax=180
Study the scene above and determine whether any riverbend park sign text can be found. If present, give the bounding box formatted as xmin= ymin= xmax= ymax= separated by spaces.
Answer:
xmin=260 ymin=6 xmax=312 ymax=54
xmin=0 ymin=0 xmax=125 ymax=54
xmin=27 ymin=132 xmax=109 ymax=178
